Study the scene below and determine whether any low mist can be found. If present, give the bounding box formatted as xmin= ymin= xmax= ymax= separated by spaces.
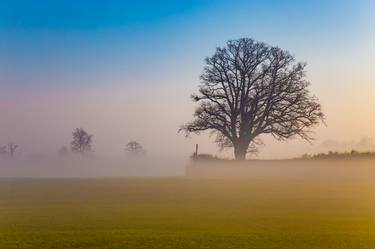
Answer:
xmin=2 ymin=153 xmax=375 ymax=182
xmin=0 ymin=155 xmax=187 ymax=177
xmin=187 ymin=158 xmax=375 ymax=181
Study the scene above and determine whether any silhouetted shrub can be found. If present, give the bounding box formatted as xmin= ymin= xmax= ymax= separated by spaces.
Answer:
xmin=297 ymin=150 xmax=375 ymax=160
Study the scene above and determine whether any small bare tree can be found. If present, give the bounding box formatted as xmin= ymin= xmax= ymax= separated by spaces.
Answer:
xmin=181 ymin=38 xmax=324 ymax=160
xmin=7 ymin=143 xmax=18 ymax=158
xmin=71 ymin=128 xmax=93 ymax=154
xmin=125 ymin=141 xmax=145 ymax=155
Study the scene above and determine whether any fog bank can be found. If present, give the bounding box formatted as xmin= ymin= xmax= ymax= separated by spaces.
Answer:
xmin=0 ymin=156 xmax=187 ymax=177
xmin=187 ymin=159 xmax=375 ymax=181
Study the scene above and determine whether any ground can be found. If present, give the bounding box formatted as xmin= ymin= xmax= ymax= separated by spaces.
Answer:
xmin=1 ymin=177 xmax=375 ymax=249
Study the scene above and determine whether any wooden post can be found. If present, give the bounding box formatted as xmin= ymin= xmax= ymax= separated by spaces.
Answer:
xmin=195 ymin=144 xmax=198 ymax=158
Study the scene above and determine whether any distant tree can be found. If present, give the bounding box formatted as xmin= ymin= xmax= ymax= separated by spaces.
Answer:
xmin=71 ymin=128 xmax=93 ymax=154
xmin=7 ymin=143 xmax=18 ymax=157
xmin=181 ymin=38 xmax=324 ymax=160
xmin=125 ymin=141 xmax=145 ymax=155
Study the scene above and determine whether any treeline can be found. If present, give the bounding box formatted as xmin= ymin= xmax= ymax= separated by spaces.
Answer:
xmin=299 ymin=150 xmax=375 ymax=160
xmin=1 ymin=128 xmax=146 ymax=159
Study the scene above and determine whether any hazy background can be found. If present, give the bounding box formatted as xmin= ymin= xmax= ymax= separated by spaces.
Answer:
xmin=1 ymin=0 xmax=375 ymax=162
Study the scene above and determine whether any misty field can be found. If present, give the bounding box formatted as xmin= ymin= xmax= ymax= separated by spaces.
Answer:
xmin=1 ymin=177 xmax=375 ymax=249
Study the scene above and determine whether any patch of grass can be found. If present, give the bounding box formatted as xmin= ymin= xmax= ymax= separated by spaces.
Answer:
xmin=1 ymin=178 xmax=375 ymax=248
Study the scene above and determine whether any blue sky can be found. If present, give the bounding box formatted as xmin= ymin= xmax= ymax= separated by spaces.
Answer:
xmin=1 ymin=0 xmax=372 ymax=89
xmin=0 ymin=1 xmax=213 ymax=29
xmin=0 ymin=0 xmax=374 ymax=158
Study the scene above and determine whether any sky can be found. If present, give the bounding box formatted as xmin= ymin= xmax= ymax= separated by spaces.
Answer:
xmin=1 ymin=0 xmax=375 ymax=159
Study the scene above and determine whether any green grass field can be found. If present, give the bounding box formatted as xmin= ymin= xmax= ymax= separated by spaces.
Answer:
xmin=1 ymin=177 xmax=375 ymax=248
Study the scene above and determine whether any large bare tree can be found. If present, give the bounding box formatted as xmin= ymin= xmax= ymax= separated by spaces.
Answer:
xmin=71 ymin=128 xmax=93 ymax=155
xmin=181 ymin=38 xmax=324 ymax=160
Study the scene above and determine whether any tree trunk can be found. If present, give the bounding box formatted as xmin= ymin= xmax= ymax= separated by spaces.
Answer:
xmin=234 ymin=144 xmax=247 ymax=160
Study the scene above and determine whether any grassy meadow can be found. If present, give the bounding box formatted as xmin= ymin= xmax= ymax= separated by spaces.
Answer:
xmin=1 ymin=174 xmax=375 ymax=249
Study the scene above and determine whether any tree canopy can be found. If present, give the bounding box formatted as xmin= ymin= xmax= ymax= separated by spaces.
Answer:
xmin=71 ymin=128 xmax=93 ymax=155
xmin=125 ymin=141 xmax=145 ymax=155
